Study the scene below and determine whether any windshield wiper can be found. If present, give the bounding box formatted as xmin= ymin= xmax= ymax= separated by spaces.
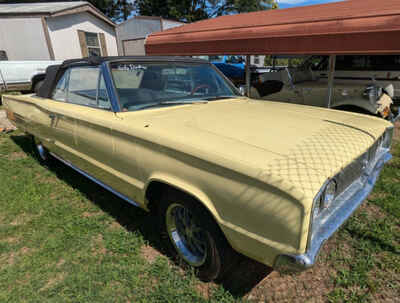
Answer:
xmin=134 ymin=100 xmax=207 ymax=111
xmin=202 ymin=95 xmax=243 ymax=101
xmin=131 ymin=97 xmax=240 ymax=111
xmin=160 ymin=100 xmax=208 ymax=105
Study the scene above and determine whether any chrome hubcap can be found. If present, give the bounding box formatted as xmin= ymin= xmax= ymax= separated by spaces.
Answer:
xmin=166 ymin=203 xmax=208 ymax=267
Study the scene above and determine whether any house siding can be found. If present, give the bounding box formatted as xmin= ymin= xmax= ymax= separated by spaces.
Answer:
xmin=116 ymin=17 xmax=183 ymax=56
xmin=116 ymin=18 xmax=162 ymax=55
xmin=46 ymin=11 xmax=117 ymax=60
xmin=0 ymin=17 xmax=50 ymax=60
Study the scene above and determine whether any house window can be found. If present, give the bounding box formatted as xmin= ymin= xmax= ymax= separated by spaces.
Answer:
xmin=254 ymin=55 xmax=260 ymax=65
xmin=85 ymin=32 xmax=102 ymax=56
xmin=78 ymin=30 xmax=108 ymax=58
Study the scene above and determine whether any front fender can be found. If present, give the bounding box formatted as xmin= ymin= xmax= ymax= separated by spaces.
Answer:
xmin=144 ymin=172 xmax=220 ymax=222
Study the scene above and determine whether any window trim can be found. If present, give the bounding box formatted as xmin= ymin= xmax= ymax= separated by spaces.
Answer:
xmin=85 ymin=31 xmax=102 ymax=57
xmin=51 ymin=65 xmax=112 ymax=111
xmin=52 ymin=68 xmax=70 ymax=102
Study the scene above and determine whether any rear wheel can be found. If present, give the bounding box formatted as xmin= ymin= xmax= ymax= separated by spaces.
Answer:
xmin=31 ymin=136 xmax=49 ymax=163
xmin=158 ymin=189 xmax=237 ymax=281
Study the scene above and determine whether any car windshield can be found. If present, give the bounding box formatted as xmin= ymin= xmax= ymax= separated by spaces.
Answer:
xmin=110 ymin=62 xmax=241 ymax=111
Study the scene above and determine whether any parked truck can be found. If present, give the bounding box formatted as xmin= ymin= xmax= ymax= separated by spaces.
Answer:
xmin=0 ymin=57 xmax=62 ymax=97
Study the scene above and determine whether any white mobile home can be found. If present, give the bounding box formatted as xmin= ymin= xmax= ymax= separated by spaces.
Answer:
xmin=0 ymin=1 xmax=118 ymax=60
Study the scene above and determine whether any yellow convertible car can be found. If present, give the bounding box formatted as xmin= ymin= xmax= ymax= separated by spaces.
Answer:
xmin=3 ymin=56 xmax=394 ymax=281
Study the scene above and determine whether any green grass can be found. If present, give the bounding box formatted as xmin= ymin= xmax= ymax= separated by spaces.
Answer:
xmin=0 ymin=131 xmax=237 ymax=302
xmin=325 ymin=140 xmax=400 ymax=302
xmin=0 ymin=129 xmax=399 ymax=302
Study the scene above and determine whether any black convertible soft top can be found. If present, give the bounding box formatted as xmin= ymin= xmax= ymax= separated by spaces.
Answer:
xmin=37 ymin=56 xmax=208 ymax=98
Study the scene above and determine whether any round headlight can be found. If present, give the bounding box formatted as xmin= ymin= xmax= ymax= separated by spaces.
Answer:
xmin=321 ymin=180 xmax=337 ymax=209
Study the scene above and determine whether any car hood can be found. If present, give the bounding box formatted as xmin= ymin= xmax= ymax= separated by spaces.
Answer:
xmin=117 ymin=98 xmax=390 ymax=201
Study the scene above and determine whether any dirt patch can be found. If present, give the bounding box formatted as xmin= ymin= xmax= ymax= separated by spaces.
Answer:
xmin=0 ymin=246 xmax=35 ymax=267
xmin=1 ymin=237 xmax=19 ymax=244
xmin=20 ymin=247 xmax=31 ymax=255
xmin=91 ymin=234 xmax=107 ymax=257
xmin=214 ymin=235 xmax=350 ymax=302
xmin=360 ymin=202 xmax=388 ymax=220
xmin=108 ymin=221 xmax=122 ymax=230
xmin=10 ymin=214 xmax=34 ymax=226
xmin=195 ymin=281 xmax=216 ymax=300
xmin=40 ymin=272 xmax=66 ymax=292
xmin=140 ymin=245 xmax=164 ymax=263
xmin=0 ymin=110 xmax=17 ymax=132
xmin=245 ymin=265 xmax=336 ymax=302
xmin=7 ymin=151 xmax=27 ymax=160
xmin=56 ymin=258 xmax=66 ymax=268
xmin=0 ymin=252 xmax=16 ymax=266
xmin=367 ymin=192 xmax=388 ymax=202
xmin=82 ymin=211 xmax=101 ymax=218
xmin=39 ymin=177 xmax=58 ymax=185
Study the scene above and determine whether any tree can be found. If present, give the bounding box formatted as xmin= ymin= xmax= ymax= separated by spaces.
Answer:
xmin=134 ymin=0 xmax=278 ymax=23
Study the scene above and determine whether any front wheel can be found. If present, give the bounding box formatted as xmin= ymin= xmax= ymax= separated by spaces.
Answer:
xmin=158 ymin=189 xmax=236 ymax=281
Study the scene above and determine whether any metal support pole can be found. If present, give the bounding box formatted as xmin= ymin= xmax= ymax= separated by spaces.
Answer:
xmin=245 ymin=55 xmax=251 ymax=97
xmin=326 ymin=55 xmax=336 ymax=108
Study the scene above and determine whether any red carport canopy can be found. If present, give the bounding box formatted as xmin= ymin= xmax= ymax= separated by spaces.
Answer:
xmin=145 ymin=0 xmax=400 ymax=56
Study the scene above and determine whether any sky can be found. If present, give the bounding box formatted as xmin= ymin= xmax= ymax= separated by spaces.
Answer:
xmin=277 ymin=0 xmax=345 ymax=9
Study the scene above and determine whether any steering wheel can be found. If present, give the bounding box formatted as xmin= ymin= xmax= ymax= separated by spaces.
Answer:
xmin=191 ymin=84 xmax=211 ymax=95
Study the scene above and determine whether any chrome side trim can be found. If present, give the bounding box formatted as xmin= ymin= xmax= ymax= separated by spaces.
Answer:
xmin=274 ymin=150 xmax=392 ymax=272
xmin=49 ymin=152 xmax=140 ymax=208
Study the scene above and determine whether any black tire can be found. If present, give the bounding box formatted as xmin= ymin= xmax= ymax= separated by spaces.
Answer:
xmin=33 ymin=80 xmax=44 ymax=95
xmin=158 ymin=188 xmax=237 ymax=281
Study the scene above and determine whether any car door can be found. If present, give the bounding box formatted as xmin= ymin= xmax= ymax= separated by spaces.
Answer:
xmin=47 ymin=68 xmax=78 ymax=161
xmin=67 ymin=66 xmax=115 ymax=176
xmin=68 ymin=66 xmax=143 ymax=203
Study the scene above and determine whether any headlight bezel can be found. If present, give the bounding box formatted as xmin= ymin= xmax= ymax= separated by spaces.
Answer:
xmin=312 ymin=178 xmax=338 ymax=219
xmin=382 ymin=126 xmax=394 ymax=150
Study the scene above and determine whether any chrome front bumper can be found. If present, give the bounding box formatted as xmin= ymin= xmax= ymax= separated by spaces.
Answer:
xmin=274 ymin=151 xmax=392 ymax=272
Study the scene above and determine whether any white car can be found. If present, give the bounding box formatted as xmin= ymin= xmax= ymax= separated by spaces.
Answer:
xmin=256 ymin=55 xmax=398 ymax=120
xmin=0 ymin=59 xmax=62 ymax=95
xmin=313 ymin=55 xmax=400 ymax=100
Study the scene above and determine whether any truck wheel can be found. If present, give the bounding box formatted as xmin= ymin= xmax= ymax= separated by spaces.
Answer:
xmin=158 ymin=189 xmax=236 ymax=281
xmin=33 ymin=80 xmax=44 ymax=94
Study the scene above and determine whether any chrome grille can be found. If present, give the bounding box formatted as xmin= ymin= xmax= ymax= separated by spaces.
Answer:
xmin=336 ymin=158 xmax=364 ymax=194
xmin=368 ymin=137 xmax=381 ymax=164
